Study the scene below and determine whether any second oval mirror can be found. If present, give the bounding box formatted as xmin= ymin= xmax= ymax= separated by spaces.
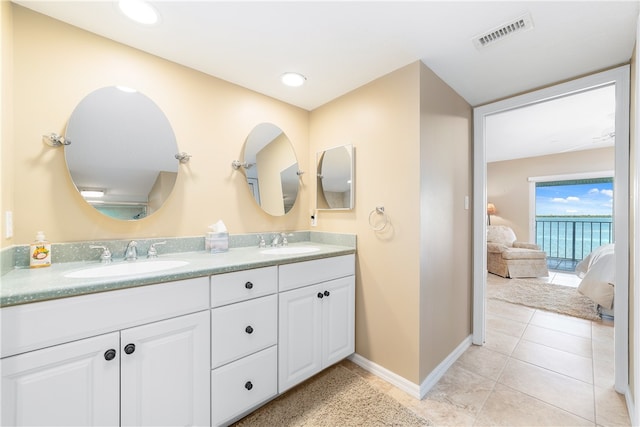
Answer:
xmin=242 ymin=123 xmax=299 ymax=216
xmin=65 ymin=86 xmax=180 ymax=220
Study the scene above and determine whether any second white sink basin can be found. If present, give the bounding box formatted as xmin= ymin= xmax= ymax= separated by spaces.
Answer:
xmin=260 ymin=246 xmax=321 ymax=255
xmin=65 ymin=260 xmax=189 ymax=279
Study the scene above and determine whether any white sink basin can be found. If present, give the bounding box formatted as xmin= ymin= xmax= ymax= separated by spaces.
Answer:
xmin=260 ymin=246 xmax=320 ymax=255
xmin=65 ymin=260 xmax=189 ymax=279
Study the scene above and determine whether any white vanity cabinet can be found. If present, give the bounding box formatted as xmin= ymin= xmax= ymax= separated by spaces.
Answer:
xmin=278 ymin=255 xmax=355 ymax=393
xmin=210 ymin=267 xmax=278 ymax=426
xmin=1 ymin=277 xmax=210 ymax=427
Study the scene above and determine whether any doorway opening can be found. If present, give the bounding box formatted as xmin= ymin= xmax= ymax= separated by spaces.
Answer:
xmin=473 ymin=66 xmax=630 ymax=395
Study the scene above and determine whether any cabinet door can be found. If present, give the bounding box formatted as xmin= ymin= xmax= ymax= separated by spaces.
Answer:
xmin=1 ymin=332 xmax=120 ymax=426
xmin=322 ymin=276 xmax=355 ymax=367
xmin=278 ymin=283 xmax=323 ymax=393
xmin=120 ymin=311 xmax=210 ymax=427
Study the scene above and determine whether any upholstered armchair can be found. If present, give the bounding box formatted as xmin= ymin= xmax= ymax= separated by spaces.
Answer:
xmin=487 ymin=225 xmax=549 ymax=278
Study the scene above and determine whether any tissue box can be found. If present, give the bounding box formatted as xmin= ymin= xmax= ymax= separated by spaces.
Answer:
xmin=206 ymin=232 xmax=229 ymax=253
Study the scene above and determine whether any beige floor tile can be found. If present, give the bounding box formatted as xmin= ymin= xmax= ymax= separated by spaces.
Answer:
xmin=456 ymin=345 xmax=509 ymax=381
xmin=487 ymin=299 xmax=535 ymax=323
xmin=550 ymin=272 xmax=582 ymax=287
xmin=425 ymin=363 xmax=496 ymax=418
xmin=474 ymin=383 xmax=594 ymax=426
xmin=592 ymin=321 xmax=615 ymax=343
xmin=592 ymin=336 xmax=615 ymax=363
xmin=484 ymin=329 xmax=520 ymax=356
xmin=595 ymin=385 xmax=631 ymax=426
xmin=593 ymin=356 xmax=615 ymax=389
xmin=407 ymin=396 xmax=476 ymax=427
xmin=522 ymin=324 xmax=592 ymax=358
xmin=511 ymin=339 xmax=593 ymax=384
xmin=487 ymin=313 xmax=527 ymax=338
xmin=498 ymin=359 xmax=595 ymax=421
xmin=530 ymin=310 xmax=592 ymax=339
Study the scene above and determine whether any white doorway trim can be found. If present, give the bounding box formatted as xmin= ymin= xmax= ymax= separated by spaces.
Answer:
xmin=472 ymin=66 xmax=630 ymax=395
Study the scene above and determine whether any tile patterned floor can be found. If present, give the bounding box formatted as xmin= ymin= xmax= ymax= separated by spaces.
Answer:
xmin=342 ymin=272 xmax=630 ymax=426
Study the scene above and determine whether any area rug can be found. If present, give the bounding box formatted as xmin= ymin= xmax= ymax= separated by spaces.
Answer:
xmin=487 ymin=278 xmax=600 ymax=321
xmin=233 ymin=364 xmax=432 ymax=426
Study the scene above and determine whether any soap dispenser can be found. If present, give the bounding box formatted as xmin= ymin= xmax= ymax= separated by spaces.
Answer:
xmin=29 ymin=231 xmax=51 ymax=268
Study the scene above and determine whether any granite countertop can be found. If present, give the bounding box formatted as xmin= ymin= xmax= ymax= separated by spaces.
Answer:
xmin=0 ymin=242 xmax=355 ymax=308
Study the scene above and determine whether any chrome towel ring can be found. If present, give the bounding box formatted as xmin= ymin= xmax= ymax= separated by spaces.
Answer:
xmin=368 ymin=206 xmax=389 ymax=231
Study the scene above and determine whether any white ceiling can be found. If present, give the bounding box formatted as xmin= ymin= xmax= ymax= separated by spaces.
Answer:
xmin=13 ymin=0 xmax=639 ymax=160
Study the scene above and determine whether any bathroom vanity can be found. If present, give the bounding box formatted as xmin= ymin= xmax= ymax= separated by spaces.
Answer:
xmin=0 ymin=240 xmax=355 ymax=427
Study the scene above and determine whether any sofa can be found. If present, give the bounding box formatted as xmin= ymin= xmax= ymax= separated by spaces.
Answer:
xmin=487 ymin=225 xmax=549 ymax=278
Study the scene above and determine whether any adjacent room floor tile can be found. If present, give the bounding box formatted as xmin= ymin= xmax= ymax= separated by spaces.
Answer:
xmin=511 ymin=339 xmax=593 ymax=384
xmin=474 ymin=383 xmax=594 ymax=426
xmin=498 ymin=359 xmax=595 ymax=421
xmin=521 ymin=324 xmax=592 ymax=358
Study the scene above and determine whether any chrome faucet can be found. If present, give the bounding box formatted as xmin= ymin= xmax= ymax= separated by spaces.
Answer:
xmin=270 ymin=233 xmax=290 ymax=247
xmin=147 ymin=241 xmax=166 ymax=258
xmin=124 ymin=240 xmax=138 ymax=261
xmin=90 ymin=245 xmax=112 ymax=264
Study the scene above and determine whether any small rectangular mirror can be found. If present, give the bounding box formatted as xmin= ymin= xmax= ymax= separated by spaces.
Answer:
xmin=316 ymin=145 xmax=354 ymax=210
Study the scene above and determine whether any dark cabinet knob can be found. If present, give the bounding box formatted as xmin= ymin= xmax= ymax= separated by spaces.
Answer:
xmin=245 ymin=325 xmax=254 ymax=334
xmin=324 ymin=290 xmax=330 ymax=297
xmin=245 ymin=281 xmax=253 ymax=289
xmin=245 ymin=381 xmax=253 ymax=391
xmin=124 ymin=343 xmax=136 ymax=355
xmin=317 ymin=292 xmax=324 ymax=299
xmin=104 ymin=349 xmax=117 ymax=361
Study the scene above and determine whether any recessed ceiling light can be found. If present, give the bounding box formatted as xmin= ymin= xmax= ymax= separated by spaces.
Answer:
xmin=281 ymin=72 xmax=306 ymax=87
xmin=118 ymin=0 xmax=159 ymax=25
xmin=116 ymin=85 xmax=137 ymax=93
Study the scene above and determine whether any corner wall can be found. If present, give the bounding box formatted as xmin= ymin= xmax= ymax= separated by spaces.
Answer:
xmin=1 ymin=1 xmax=14 ymax=249
xmin=418 ymin=63 xmax=472 ymax=380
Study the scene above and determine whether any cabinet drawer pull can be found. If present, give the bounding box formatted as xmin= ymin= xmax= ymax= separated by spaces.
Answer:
xmin=245 ymin=281 xmax=254 ymax=289
xmin=317 ymin=292 xmax=324 ymax=299
xmin=104 ymin=349 xmax=117 ymax=361
xmin=245 ymin=381 xmax=253 ymax=391
xmin=245 ymin=325 xmax=254 ymax=334
xmin=124 ymin=343 xmax=136 ymax=355
xmin=324 ymin=290 xmax=330 ymax=297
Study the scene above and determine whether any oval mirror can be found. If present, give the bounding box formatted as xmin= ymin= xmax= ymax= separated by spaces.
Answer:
xmin=242 ymin=123 xmax=299 ymax=216
xmin=317 ymin=145 xmax=354 ymax=210
xmin=65 ymin=86 xmax=179 ymax=220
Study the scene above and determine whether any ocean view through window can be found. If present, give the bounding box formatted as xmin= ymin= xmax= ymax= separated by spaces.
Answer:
xmin=535 ymin=178 xmax=613 ymax=270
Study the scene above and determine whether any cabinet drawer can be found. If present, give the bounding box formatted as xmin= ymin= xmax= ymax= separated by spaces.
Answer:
xmin=211 ymin=294 xmax=277 ymax=368
xmin=279 ymin=254 xmax=355 ymax=292
xmin=211 ymin=346 xmax=277 ymax=427
xmin=1 ymin=277 xmax=209 ymax=358
xmin=211 ymin=267 xmax=277 ymax=307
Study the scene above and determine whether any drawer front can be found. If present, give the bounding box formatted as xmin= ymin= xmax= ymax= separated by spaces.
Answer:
xmin=211 ymin=346 xmax=277 ymax=427
xmin=279 ymin=254 xmax=355 ymax=292
xmin=211 ymin=295 xmax=277 ymax=368
xmin=1 ymin=277 xmax=209 ymax=358
xmin=211 ymin=266 xmax=277 ymax=307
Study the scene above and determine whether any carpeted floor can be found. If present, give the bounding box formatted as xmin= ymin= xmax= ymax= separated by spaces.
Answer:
xmin=233 ymin=364 xmax=432 ymax=426
xmin=487 ymin=277 xmax=600 ymax=321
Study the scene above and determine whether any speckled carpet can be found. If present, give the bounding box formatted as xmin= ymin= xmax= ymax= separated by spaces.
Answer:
xmin=488 ymin=278 xmax=600 ymax=321
xmin=233 ymin=364 xmax=432 ymax=426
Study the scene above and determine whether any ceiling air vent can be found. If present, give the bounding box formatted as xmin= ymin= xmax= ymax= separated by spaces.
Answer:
xmin=473 ymin=13 xmax=534 ymax=49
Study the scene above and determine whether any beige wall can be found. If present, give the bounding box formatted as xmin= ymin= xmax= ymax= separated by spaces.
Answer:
xmin=1 ymin=0 xmax=14 ymax=249
xmin=309 ymin=62 xmax=472 ymax=384
xmin=9 ymin=5 xmax=309 ymax=244
xmin=630 ymin=35 xmax=637 ymax=402
xmin=310 ymin=63 xmax=423 ymax=382
xmin=418 ymin=64 xmax=472 ymax=379
xmin=487 ymin=147 xmax=615 ymax=241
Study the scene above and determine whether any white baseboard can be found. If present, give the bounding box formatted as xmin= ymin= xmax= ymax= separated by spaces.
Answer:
xmin=348 ymin=334 xmax=473 ymax=400
xmin=623 ymin=385 xmax=637 ymax=426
